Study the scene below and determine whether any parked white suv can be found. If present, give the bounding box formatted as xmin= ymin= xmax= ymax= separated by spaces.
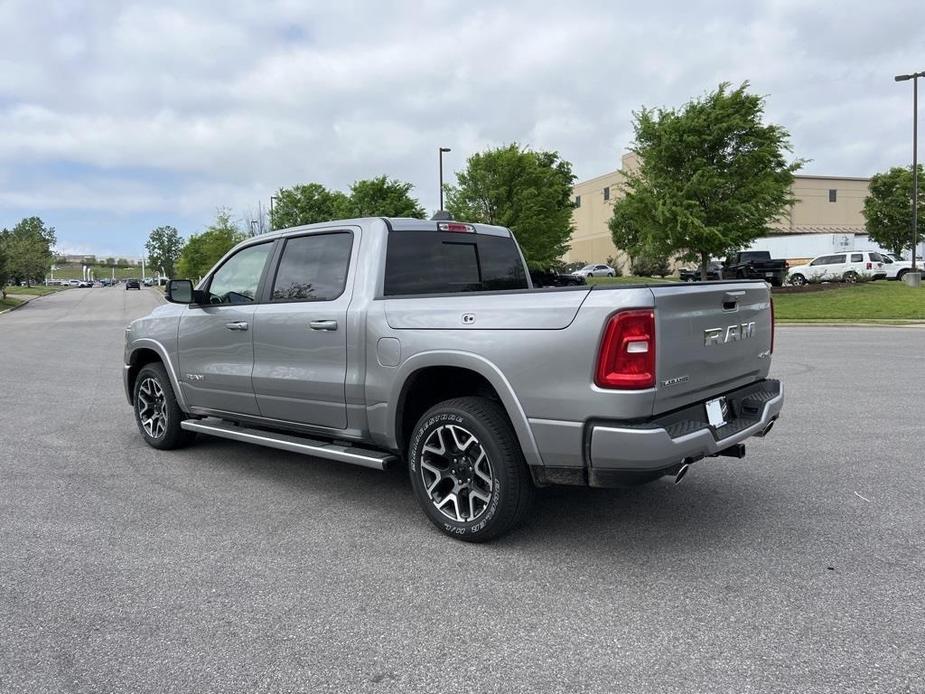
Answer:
xmin=787 ymin=251 xmax=887 ymax=285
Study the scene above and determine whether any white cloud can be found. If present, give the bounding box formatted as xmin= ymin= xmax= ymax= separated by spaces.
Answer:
xmin=0 ymin=0 xmax=923 ymax=255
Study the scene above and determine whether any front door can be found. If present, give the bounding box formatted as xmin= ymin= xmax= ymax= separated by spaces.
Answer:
xmin=178 ymin=241 xmax=274 ymax=416
xmin=252 ymin=230 xmax=355 ymax=429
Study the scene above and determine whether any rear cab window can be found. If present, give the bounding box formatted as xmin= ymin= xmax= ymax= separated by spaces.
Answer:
xmin=384 ymin=227 xmax=528 ymax=296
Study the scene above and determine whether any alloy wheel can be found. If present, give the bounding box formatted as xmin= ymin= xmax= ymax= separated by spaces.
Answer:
xmin=137 ymin=377 xmax=168 ymax=439
xmin=419 ymin=424 xmax=494 ymax=523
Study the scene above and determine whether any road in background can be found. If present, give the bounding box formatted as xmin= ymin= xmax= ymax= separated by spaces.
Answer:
xmin=1 ymin=289 xmax=922 ymax=693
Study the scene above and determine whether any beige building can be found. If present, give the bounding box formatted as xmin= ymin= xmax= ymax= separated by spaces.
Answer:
xmin=565 ymin=152 xmax=870 ymax=266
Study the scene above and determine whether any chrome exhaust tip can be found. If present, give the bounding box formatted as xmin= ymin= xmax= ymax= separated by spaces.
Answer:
xmin=756 ymin=419 xmax=776 ymax=438
xmin=674 ymin=463 xmax=691 ymax=485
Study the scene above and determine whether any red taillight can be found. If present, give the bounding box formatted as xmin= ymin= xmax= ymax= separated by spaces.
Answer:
xmin=438 ymin=222 xmax=475 ymax=233
xmin=595 ymin=309 xmax=655 ymax=389
xmin=770 ymin=297 xmax=775 ymax=354
xmin=866 ymin=262 xmax=872 ymax=270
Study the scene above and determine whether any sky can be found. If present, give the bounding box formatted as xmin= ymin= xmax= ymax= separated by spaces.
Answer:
xmin=1 ymin=0 xmax=923 ymax=258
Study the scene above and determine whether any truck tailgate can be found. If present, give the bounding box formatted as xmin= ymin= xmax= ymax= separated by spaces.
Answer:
xmin=649 ymin=282 xmax=772 ymax=414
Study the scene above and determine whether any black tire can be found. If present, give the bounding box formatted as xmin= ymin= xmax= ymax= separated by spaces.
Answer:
xmin=790 ymin=274 xmax=806 ymax=286
xmin=843 ymin=270 xmax=858 ymax=283
xmin=897 ymin=270 xmax=908 ymax=281
xmin=607 ymin=272 xmax=614 ymax=278
xmin=133 ymin=363 xmax=195 ymax=450
xmin=407 ymin=397 xmax=534 ymax=542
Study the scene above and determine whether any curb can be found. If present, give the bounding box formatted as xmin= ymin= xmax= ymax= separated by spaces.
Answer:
xmin=0 ymin=294 xmax=43 ymax=315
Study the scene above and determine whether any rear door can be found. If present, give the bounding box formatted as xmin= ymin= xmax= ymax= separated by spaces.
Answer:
xmin=649 ymin=282 xmax=773 ymax=413
xmin=251 ymin=230 xmax=356 ymax=429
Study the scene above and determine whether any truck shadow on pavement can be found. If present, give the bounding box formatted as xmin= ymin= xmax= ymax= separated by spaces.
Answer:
xmin=184 ymin=436 xmax=765 ymax=554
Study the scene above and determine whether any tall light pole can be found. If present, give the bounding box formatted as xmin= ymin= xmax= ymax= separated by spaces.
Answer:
xmin=438 ymin=147 xmax=451 ymax=211
xmin=895 ymin=70 xmax=925 ymax=282
xmin=270 ymin=195 xmax=278 ymax=231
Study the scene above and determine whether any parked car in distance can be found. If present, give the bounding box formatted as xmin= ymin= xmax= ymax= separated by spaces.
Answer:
xmin=529 ymin=268 xmax=586 ymax=287
xmin=878 ymin=252 xmax=923 ymax=281
xmin=123 ymin=217 xmax=782 ymax=542
xmin=78 ymin=280 xmax=92 ymax=288
xmin=68 ymin=279 xmax=81 ymax=287
xmin=679 ymin=261 xmax=723 ymax=282
xmin=571 ymin=263 xmax=616 ymax=278
xmin=788 ymin=251 xmax=887 ymax=285
xmin=125 ymin=278 xmax=141 ymax=290
xmin=722 ymin=251 xmax=789 ymax=287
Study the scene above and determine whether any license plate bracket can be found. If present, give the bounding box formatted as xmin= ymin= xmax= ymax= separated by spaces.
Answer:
xmin=705 ymin=397 xmax=728 ymax=428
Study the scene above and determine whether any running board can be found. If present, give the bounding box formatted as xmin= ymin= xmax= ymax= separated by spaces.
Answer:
xmin=180 ymin=418 xmax=397 ymax=470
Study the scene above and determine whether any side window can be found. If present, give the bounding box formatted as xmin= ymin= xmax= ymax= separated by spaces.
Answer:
xmin=810 ymin=256 xmax=829 ymax=266
xmin=851 ymin=253 xmax=863 ymax=263
xmin=271 ymin=232 xmax=353 ymax=302
xmin=869 ymin=252 xmax=884 ymax=262
xmin=831 ymin=254 xmax=846 ymax=264
xmin=207 ymin=243 xmax=273 ymax=304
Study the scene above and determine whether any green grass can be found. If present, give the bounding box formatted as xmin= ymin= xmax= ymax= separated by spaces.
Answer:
xmin=587 ymin=275 xmax=677 ymax=285
xmin=0 ymin=296 xmax=24 ymax=311
xmin=774 ymin=281 xmax=925 ymax=321
xmin=4 ymin=284 xmax=67 ymax=296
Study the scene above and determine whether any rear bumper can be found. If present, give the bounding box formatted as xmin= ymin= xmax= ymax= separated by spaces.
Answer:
xmin=528 ymin=379 xmax=783 ymax=488
xmin=589 ymin=379 xmax=783 ymax=477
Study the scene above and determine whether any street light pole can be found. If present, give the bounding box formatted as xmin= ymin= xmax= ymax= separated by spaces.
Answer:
xmin=270 ymin=195 xmax=278 ymax=231
xmin=438 ymin=147 xmax=451 ymax=211
xmin=895 ymin=71 xmax=925 ymax=279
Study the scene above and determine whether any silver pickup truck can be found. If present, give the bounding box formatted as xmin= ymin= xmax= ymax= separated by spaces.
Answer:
xmin=124 ymin=217 xmax=783 ymax=541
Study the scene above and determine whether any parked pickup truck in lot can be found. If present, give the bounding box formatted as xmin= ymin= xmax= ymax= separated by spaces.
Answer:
xmin=123 ymin=217 xmax=783 ymax=541
xmin=722 ymin=251 xmax=789 ymax=286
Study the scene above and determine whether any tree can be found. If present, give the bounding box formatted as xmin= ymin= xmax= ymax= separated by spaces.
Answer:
xmin=0 ymin=232 xmax=9 ymax=298
xmin=3 ymin=217 xmax=57 ymax=285
xmin=145 ymin=225 xmax=184 ymax=278
xmin=176 ymin=209 xmax=246 ymax=280
xmin=610 ymin=82 xmax=802 ymax=279
xmin=862 ymin=165 xmax=925 ymax=255
xmin=445 ymin=144 xmax=576 ymax=268
xmin=342 ymin=176 xmax=425 ymax=218
xmin=105 ymin=257 xmax=116 ymax=266
xmin=270 ymin=183 xmax=350 ymax=229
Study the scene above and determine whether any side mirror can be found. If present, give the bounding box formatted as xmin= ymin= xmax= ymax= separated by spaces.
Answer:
xmin=166 ymin=279 xmax=194 ymax=304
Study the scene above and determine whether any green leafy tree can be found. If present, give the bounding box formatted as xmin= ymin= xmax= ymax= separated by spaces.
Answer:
xmin=270 ymin=183 xmax=350 ymax=229
xmin=145 ymin=225 xmax=184 ymax=278
xmin=176 ymin=209 xmax=246 ymax=280
xmin=862 ymin=165 xmax=925 ymax=255
xmin=445 ymin=144 xmax=576 ymax=268
xmin=610 ymin=82 xmax=802 ymax=279
xmin=342 ymin=176 xmax=425 ymax=218
xmin=630 ymin=251 xmax=671 ymax=277
xmin=3 ymin=217 xmax=57 ymax=285
xmin=0 ymin=232 xmax=10 ymax=298
xmin=105 ymin=257 xmax=116 ymax=266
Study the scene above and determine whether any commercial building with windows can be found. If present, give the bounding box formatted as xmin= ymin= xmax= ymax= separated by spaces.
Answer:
xmin=565 ymin=153 xmax=889 ymax=267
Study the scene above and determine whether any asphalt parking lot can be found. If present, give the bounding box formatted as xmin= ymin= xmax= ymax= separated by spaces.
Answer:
xmin=1 ymin=288 xmax=923 ymax=693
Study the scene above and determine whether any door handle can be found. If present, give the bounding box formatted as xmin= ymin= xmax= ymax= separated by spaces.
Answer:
xmin=225 ymin=321 xmax=249 ymax=331
xmin=309 ymin=320 xmax=338 ymax=331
